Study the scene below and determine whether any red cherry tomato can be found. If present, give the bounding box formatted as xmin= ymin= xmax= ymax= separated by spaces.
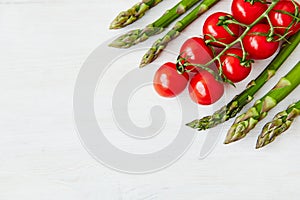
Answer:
xmin=269 ymin=0 xmax=300 ymax=36
xmin=231 ymin=0 xmax=268 ymax=25
xmin=179 ymin=37 xmax=215 ymax=72
xmin=203 ymin=12 xmax=240 ymax=47
xmin=219 ymin=48 xmax=252 ymax=83
xmin=188 ymin=70 xmax=224 ymax=105
xmin=153 ymin=62 xmax=189 ymax=98
xmin=242 ymin=24 xmax=279 ymax=60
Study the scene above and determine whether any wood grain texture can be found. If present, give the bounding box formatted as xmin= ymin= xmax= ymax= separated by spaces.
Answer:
xmin=0 ymin=0 xmax=299 ymax=199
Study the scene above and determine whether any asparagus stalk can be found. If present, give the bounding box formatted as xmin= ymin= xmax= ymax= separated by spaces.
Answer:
xmin=187 ymin=31 xmax=300 ymax=131
xmin=110 ymin=0 xmax=163 ymax=29
xmin=109 ymin=0 xmax=201 ymax=48
xmin=256 ymin=100 xmax=300 ymax=149
xmin=224 ymin=61 xmax=300 ymax=144
xmin=139 ymin=0 xmax=220 ymax=67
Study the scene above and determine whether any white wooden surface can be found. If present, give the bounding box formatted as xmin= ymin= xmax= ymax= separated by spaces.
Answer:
xmin=0 ymin=0 xmax=300 ymax=199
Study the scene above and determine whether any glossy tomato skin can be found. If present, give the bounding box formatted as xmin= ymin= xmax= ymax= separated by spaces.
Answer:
xmin=269 ymin=1 xmax=300 ymax=36
xmin=242 ymin=24 xmax=279 ymax=60
xmin=153 ymin=62 xmax=189 ymax=98
xmin=220 ymin=48 xmax=252 ymax=83
xmin=188 ymin=70 xmax=224 ymax=105
xmin=231 ymin=0 xmax=268 ymax=25
xmin=203 ymin=12 xmax=240 ymax=47
xmin=179 ymin=37 xmax=214 ymax=72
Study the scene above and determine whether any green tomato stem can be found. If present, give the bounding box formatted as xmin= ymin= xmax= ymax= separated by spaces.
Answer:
xmin=186 ymin=31 xmax=300 ymax=131
xmin=186 ymin=0 xmax=280 ymax=71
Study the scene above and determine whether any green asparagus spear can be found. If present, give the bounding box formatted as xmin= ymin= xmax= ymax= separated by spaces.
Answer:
xmin=186 ymin=31 xmax=300 ymax=131
xmin=256 ymin=100 xmax=300 ymax=149
xmin=224 ymin=61 xmax=300 ymax=144
xmin=109 ymin=0 xmax=201 ymax=48
xmin=110 ymin=0 xmax=163 ymax=29
xmin=139 ymin=0 xmax=220 ymax=67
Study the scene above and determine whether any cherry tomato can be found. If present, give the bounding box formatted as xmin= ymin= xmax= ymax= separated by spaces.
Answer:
xmin=219 ymin=48 xmax=252 ymax=83
xmin=153 ymin=62 xmax=189 ymax=98
xmin=242 ymin=24 xmax=279 ymax=60
xmin=188 ymin=70 xmax=224 ymax=105
xmin=179 ymin=37 xmax=215 ymax=72
xmin=269 ymin=0 xmax=300 ymax=36
xmin=203 ymin=12 xmax=240 ymax=47
xmin=231 ymin=0 xmax=268 ymax=25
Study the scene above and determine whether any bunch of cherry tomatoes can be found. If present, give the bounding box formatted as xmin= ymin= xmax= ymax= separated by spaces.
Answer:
xmin=153 ymin=0 xmax=300 ymax=105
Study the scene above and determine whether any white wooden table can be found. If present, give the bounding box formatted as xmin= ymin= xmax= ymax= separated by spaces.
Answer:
xmin=1 ymin=0 xmax=300 ymax=199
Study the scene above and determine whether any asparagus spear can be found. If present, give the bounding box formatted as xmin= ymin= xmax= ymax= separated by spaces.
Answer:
xmin=187 ymin=31 xmax=300 ymax=131
xmin=109 ymin=0 xmax=201 ymax=48
xmin=224 ymin=61 xmax=300 ymax=144
xmin=256 ymin=100 xmax=300 ymax=149
xmin=139 ymin=0 xmax=220 ymax=67
xmin=110 ymin=0 xmax=163 ymax=29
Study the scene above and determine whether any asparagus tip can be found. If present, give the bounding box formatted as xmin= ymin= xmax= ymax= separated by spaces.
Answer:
xmin=186 ymin=120 xmax=200 ymax=129
xmin=224 ymin=137 xmax=240 ymax=144
xmin=109 ymin=24 xmax=119 ymax=30
xmin=108 ymin=42 xmax=120 ymax=48
xmin=139 ymin=58 xmax=150 ymax=68
xmin=224 ymin=124 xmax=247 ymax=144
xmin=109 ymin=17 xmax=124 ymax=30
xmin=139 ymin=62 xmax=147 ymax=68
xmin=224 ymin=137 xmax=232 ymax=144
xmin=224 ymin=135 xmax=240 ymax=144
xmin=255 ymin=141 xmax=264 ymax=149
xmin=108 ymin=39 xmax=131 ymax=49
xmin=139 ymin=48 xmax=157 ymax=68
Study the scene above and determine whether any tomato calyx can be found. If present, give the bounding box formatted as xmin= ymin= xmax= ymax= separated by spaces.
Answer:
xmin=176 ymin=55 xmax=237 ymax=87
xmin=216 ymin=15 xmax=239 ymax=37
xmin=153 ymin=62 xmax=189 ymax=98
xmin=219 ymin=48 xmax=252 ymax=83
xmin=176 ymin=55 xmax=188 ymax=75
xmin=244 ymin=0 xmax=267 ymax=5
xmin=203 ymin=12 xmax=240 ymax=47
xmin=204 ymin=34 xmax=230 ymax=47
xmin=240 ymin=59 xmax=254 ymax=68
xmin=225 ymin=53 xmax=254 ymax=68
xmin=247 ymin=31 xmax=277 ymax=42
xmin=176 ymin=55 xmax=218 ymax=77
